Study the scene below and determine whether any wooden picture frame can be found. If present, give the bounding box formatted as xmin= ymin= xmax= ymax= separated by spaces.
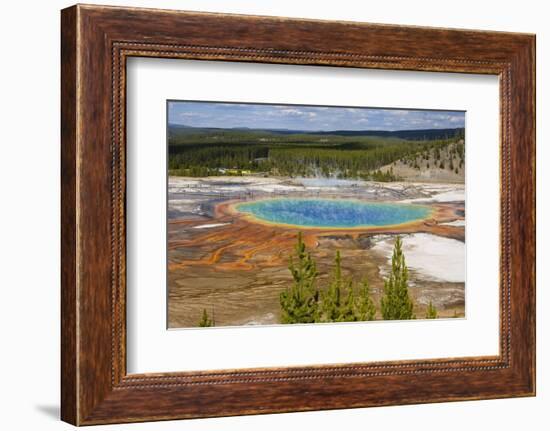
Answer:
xmin=61 ymin=4 xmax=535 ymax=425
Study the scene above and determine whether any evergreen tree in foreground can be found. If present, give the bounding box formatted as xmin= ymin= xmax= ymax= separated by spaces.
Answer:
xmin=280 ymin=232 xmax=319 ymax=323
xmin=319 ymin=250 xmax=344 ymax=322
xmin=381 ymin=236 xmax=415 ymax=320
xmin=338 ymin=281 xmax=357 ymax=322
xmin=198 ymin=308 xmax=214 ymax=327
xmin=354 ymin=279 xmax=377 ymax=321
xmin=425 ymin=301 xmax=438 ymax=319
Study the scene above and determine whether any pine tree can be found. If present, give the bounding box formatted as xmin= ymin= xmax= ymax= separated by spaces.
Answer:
xmin=380 ymin=236 xmax=415 ymax=320
xmin=280 ymin=232 xmax=319 ymax=323
xmin=354 ymin=279 xmax=376 ymax=321
xmin=337 ymin=280 xmax=357 ymax=322
xmin=319 ymin=250 xmax=344 ymax=322
xmin=198 ymin=308 xmax=214 ymax=327
xmin=425 ymin=301 xmax=438 ymax=319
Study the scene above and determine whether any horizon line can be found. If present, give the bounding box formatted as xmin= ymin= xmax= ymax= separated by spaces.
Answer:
xmin=168 ymin=123 xmax=466 ymax=133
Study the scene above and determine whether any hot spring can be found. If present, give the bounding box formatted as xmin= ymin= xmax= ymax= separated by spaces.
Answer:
xmin=235 ymin=198 xmax=431 ymax=229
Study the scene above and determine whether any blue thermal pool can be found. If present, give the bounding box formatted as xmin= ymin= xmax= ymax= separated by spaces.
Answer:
xmin=235 ymin=198 xmax=431 ymax=229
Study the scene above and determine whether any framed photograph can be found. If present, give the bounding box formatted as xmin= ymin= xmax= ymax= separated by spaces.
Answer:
xmin=61 ymin=4 xmax=535 ymax=425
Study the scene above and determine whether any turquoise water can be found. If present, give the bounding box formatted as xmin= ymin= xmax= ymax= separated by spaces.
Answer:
xmin=236 ymin=198 xmax=430 ymax=228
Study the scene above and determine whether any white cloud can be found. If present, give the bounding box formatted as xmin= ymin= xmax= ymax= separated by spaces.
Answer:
xmin=388 ymin=110 xmax=410 ymax=116
xmin=279 ymin=108 xmax=303 ymax=116
xmin=180 ymin=112 xmax=203 ymax=118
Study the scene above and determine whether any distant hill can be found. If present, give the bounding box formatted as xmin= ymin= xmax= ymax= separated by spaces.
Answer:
xmin=380 ymin=139 xmax=465 ymax=184
xmin=168 ymin=124 xmax=464 ymax=141
xmin=312 ymin=128 xmax=464 ymax=141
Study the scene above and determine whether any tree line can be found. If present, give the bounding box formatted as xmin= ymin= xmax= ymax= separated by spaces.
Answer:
xmin=169 ymin=135 xmax=463 ymax=180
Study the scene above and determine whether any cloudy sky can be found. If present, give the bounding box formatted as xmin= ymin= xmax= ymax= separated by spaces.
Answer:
xmin=168 ymin=101 xmax=465 ymax=131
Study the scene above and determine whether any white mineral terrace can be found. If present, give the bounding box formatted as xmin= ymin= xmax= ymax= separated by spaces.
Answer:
xmin=371 ymin=233 xmax=465 ymax=283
